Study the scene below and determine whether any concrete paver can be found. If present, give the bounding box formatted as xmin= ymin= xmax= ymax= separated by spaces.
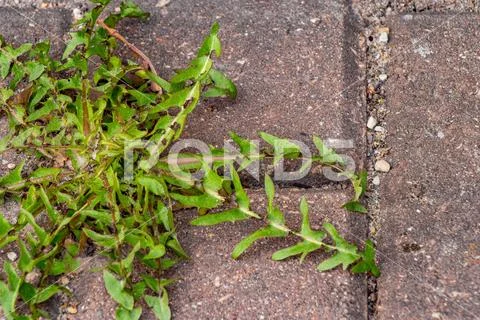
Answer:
xmin=377 ymin=14 xmax=480 ymax=319
xmin=168 ymin=189 xmax=367 ymax=320
xmin=118 ymin=0 xmax=366 ymax=187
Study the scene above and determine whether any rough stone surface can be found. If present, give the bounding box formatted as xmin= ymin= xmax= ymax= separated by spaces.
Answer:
xmin=117 ymin=0 xmax=366 ymax=187
xmin=0 ymin=8 xmax=70 ymax=54
xmin=377 ymin=15 xmax=480 ymax=319
xmin=167 ymin=189 xmax=368 ymax=319
xmin=374 ymin=159 xmax=390 ymax=172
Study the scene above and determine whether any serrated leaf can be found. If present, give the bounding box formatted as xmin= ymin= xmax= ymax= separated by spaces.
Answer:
xmin=141 ymin=70 xmax=172 ymax=92
xmin=351 ymin=240 xmax=380 ymax=277
xmin=206 ymin=69 xmax=236 ymax=98
xmin=202 ymin=165 xmax=224 ymax=200
xmin=229 ymin=131 xmax=258 ymax=157
xmin=128 ymin=90 xmax=156 ymax=106
xmin=265 ymin=174 xmax=275 ymax=207
xmin=171 ymin=56 xmax=212 ymax=84
xmin=148 ymin=84 xmax=199 ymax=114
xmin=9 ymin=63 xmax=25 ymax=89
xmin=0 ymin=51 xmax=11 ymax=79
xmin=317 ymin=252 xmax=359 ymax=272
xmin=317 ymin=223 xmax=360 ymax=272
xmin=260 ymin=132 xmax=301 ymax=164
xmin=230 ymin=165 xmax=259 ymax=218
xmin=144 ymin=289 xmax=171 ymax=320
xmin=103 ymin=270 xmax=134 ymax=310
xmin=197 ymin=22 xmax=221 ymax=58
xmin=350 ymin=171 xmax=368 ymax=201
xmin=119 ymin=0 xmax=150 ymax=19
xmin=313 ymin=136 xmax=344 ymax=165
xmin=264 ymin=175 xmax=286 ymax=226
xmin=4 ymin=262 xmax=20 ymax=292
xmin=20 ymin=208 xmax=47 ymax=244
xmin=38 ymin=187 xmax=59 ymax=225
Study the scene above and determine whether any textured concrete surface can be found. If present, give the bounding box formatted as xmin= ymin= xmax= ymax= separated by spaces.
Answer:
xmin=2 ymin=1 xmax=480 ymax=320
xmin=168 ymin=189 xmax=367 ymax=320
xmin=377 ymin=14 xmax=480 ymax=320
xmin=117 ymin=0 xmax=366 ymax=187
xmin=0 ymin=7 xmax=70 ymax=52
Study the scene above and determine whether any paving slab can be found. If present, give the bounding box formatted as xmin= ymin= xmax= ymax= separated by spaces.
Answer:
xmin=377 ymin=14 xmax=480 ymax=319
xmin=0 ymin=7 xmax=70 ymax=54
xmin=165 ymin=189 xmax=368 ymax=319
xmin=118 ymin=0 xmax=366 ymax=186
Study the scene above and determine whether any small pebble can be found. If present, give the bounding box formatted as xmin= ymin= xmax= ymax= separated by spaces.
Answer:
xmin=310 ymin=18 xmax=320 ymax=24
xmin=367 ymin=116 xmax=378 ymax=130
xmin=437 ymin=131 xmax=445 ymax=139
xmin=214 ymin=276 xmax=221 ymax=287
xmin=25 ymin=270 xmax=41 ymax=284
xmin=372 ymin=176 xmax=380 ymax=185
xmin=374 ymin=126 xmax=385 ymax=132
xmin=72 ymin=8 xmax=83 ymax=21
xmin=156 ymin=0 xmax=171 ymax=7
xmin=375 ymin=159 xmax=391 ymax=173
xmin=67 ymin=306 xmax=78 ymax=314
xmin=379 ymin=74 xmax=388 ymax=81
xmin=7 ymin=251 xmax=17 ymax=261
xmin=60 ymin=276 xmax=70 ymax=285
xmin=378 ymin=32 xmax=389 ymax=43
xmin=7 ymin=163 xmax=16 ymax=169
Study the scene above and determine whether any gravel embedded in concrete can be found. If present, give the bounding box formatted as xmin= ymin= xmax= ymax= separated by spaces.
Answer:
xmin=377 ymin=14 xmax=480 ymax=320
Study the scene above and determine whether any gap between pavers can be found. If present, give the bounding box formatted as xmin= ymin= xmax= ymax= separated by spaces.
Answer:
xmin=377 ymin=14 xmax=480 ymax=320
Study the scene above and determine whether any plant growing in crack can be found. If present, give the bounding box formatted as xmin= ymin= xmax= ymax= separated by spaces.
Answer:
xmin=0 ymin=1 xmax=379 ymax=319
